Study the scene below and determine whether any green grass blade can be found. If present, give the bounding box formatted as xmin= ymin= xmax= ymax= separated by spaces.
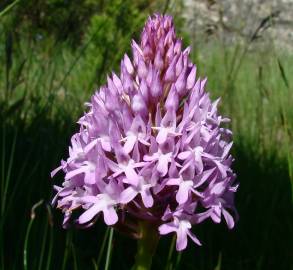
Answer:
xmin=61 ymin=232 xmax=71 ymax=270
xmin=1 ymin=129 xmax=17 ymax=216
xmin=23 ymin=218 xmax=34 ymax=270
xmin=1 ymin=123 xmax=6 ymax=208
xmin=277 ymin=58 xmax=290 ymax=89
xmin=97 ymin=227 xmax=110 ymax=268
xmin=54 ymin=19 xmax=108 ymax=100
xmin=72 ymin=241 xmax=78 ymax=270
xmin=0 ymin=0 xmax=20 ymax=18
xmin=23 ymin=200 xmax=43 ymax=270
xmin=104 ymin=228 xmax=114 ymax=270
xmin=0 ymin=121 xmax=6 ymax=270
xmin=45 ymin=204 xmax=54 ymax=270
xmin=174 ymin=251 xmax=182 ymax=270
xmin=37 ymin=221 xmax=48 ymax=270
xmin=92 ymin=259 xmax=99 ymax=270
xmin=165 ymin=235 xmax=176 ymax=270
xmin=214 ymin=253 xmax=222 ymax=270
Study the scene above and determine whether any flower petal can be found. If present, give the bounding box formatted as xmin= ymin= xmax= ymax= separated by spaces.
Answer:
xmin=157 ymin=154 xmax=170 ymax=176
xmin=124 ymin=165 xmax=140 ymax=185
xmin=123 ymin=134 xmax=137 ymax=153
xmin=120 ymin=186 xmax=138 ymax=204
xmin=187 ymin=230 xmax=201 ymax=246
xmin=159 ymin=222 xmax=176 ymax=235
xmin=176 ymin=224 xmax=188 ymax=251
xmin=141 ymin=189 xmax=154 ymax=208
xmin=177 ymin=151 xmax=190 ymax=160
xmin=103 ymin=206 xmax=118 ymax=225
xmin=156 ymin=128 xmax=169 ymax=144
xmin=222 ymin=208 xmax=235 ymax=229
xmin=176 ymin=181 xmax=192 ymax=204
xmin=211 ymin=205 xmax=221 ymax=223
xmin=79 ymin=204 xmax=102 ymax=224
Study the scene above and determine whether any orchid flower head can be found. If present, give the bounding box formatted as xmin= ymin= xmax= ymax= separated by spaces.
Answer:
xmin=52 ymin=13 xmax=238 ymax=251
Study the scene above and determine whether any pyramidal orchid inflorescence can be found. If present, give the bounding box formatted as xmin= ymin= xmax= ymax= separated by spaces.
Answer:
xmin=52 ymin=14 xmax=238 ymax=251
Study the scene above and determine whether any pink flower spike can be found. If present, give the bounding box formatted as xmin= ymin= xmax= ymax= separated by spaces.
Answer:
xmin=51 ymin=14 xmax=238 ymax=251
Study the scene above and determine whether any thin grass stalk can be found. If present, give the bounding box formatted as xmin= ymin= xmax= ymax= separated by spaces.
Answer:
xmin=44 ymin=226 xmax=53 ymax=270
xmin=33 ymin=53 xmax=59 ymax=117
xmin=23 ymin=200 xmax=43 ymax=270
xmin=92 ymin=259 xmax=99 ymax=270
xmin=5 ymin=31 xmax=12 ymax=101
xmin=37 ymin=220 xmax=48 ymax=270
xmin=105 ymin=227 xmax=114 ymax=270
xmin=1 ymin=129 xmax=17 ymax=216
xmin=55 ymin=19 xmax=108 ymax=101
xmin=214 ymin=253 xmax=222 ymax=270
xmin=96 ymin=227 xmax=110 ymax=268
xmin=0 ymin=0 xmax=20 ymax=18
xmin=1 ymin=122 xmax=6 ymax=210
xmin=23 ymin=218 xmax=34 ymax=270
xmin=174 ymin=251 xmax=182 ymax=270
xmin=275 ymin=57 xmax=293 ymax=198
xmin=45 ymin=205 xmax=54 ymax=270
xmin=164 ymin=235 xmax=176 ymax=270
xmin=1 ymin=123 xmax=7 ymax=269
xmin=5 ymin=144 xmax=34 ymax=214
xmin=72 ymin=241 xmax=78 ymax=270
xmin=0 ymin=233 xmax=3 ymax=270
xmin=61 ymin=232 xmax=71 ymax=270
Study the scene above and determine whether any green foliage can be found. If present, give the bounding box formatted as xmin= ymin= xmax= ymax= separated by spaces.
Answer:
xmin=82 ymin=0 xmax=147 ymax=89
xmin=1 ymin=0 xmax=148 ymax=46
xmin=0 ymin=1 xmax=292 ymax=269
xmin=2 ymin=0 xmax=97 ymax=44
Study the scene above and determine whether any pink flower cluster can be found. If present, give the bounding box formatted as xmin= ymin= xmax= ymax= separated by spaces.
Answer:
xmin=52 ymin=14 xmax=238 ymax=251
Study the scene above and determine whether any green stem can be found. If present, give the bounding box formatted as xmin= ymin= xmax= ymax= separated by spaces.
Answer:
xmin=104 ymin=227 xmax=114 ymax=270
xmin=133 ymin=222 xmax=159 ymax=270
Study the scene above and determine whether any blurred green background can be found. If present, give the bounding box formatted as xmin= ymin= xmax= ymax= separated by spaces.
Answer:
xmin=0 ymin=0 xmax=292 ymax=269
